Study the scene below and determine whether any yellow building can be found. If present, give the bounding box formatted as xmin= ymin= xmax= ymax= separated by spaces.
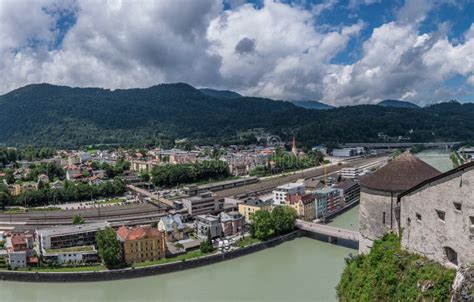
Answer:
xmin=286 ymin=193 xmax=316 ymax=221
xmin=117 ymin=226 xmax=166 ymax=264
xmin=238 ymin=197 xmax=272 ymax=222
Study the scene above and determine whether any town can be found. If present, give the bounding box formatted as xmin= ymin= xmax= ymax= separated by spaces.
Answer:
xmin=0 ymin=138 xmax=394 ymax=270
xmin=0 ymin=138 xmax=472 ymax=287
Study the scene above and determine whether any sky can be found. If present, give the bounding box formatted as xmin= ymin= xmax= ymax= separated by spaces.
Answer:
xmin=0 ymin=0 xmax=473 ymax=106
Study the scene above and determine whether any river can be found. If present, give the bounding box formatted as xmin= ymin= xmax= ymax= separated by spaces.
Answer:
xmin=0 ymin=207 xmax=359 ymax=302
xmin=415 ymin=149 xmax=453 ymax=172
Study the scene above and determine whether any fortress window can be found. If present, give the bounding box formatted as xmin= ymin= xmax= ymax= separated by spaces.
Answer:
xmin=382 ymin=212 xmax=386 ymax=224
xmin=444 ymin=247 xmax=458 ymax=266
xmin=416 ymin=213 xmax=422 ymax=221
xmin=470 ymin=216 xmax=474 ymax=232
xmin=436 ymin=210 xmax=445 ymax=222
xmin=453 ymin=202 xmax=462 ymax=211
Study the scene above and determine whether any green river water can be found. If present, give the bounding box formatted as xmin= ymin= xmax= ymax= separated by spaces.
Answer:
xmin=0 ymin=150 xmax=451 ymax=302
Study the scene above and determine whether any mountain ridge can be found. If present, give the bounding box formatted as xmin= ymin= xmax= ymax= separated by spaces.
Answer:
xmin=1 ymin=83 xmax=474 ymax=148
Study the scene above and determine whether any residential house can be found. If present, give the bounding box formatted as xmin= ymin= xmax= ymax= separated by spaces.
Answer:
xmin=272 ymin=182 xmax=305 ymax=206
xmin=7 ymin=232 xmax=36 ymax=268
xmin=315 ymin=187 xmax=343 ymax=218
xmin=285 ymin=193 xmax=316 ymax=221
xmin=117 ymin=225 xmax=166 ymax=264
xmin=195 ymin=215 xmax=222 ymax=239
xmin=158 ymin=215 xmax=185 ymax=242
xmin=238 ymin=197 xmax=272 ymax=222
xmin=219 ymin=211 xmax=245 ymax=236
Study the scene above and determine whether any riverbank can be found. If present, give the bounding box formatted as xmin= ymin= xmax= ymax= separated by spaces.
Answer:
xmin=0 ymin=231 xmax=302 ymax=282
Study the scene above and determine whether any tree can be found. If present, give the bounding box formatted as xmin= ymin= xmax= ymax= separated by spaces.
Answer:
xmin=72 ymin=214 xmax=85 ymax=225
xmin=271 ymin=206 xmax=297 ymax=235
xmin=250 ymin=210 xmax=274 ymax=240
xmin=200 ymin=229 xmax=214 ymax=253
xmin=96 ymin=227 xmax=122 ymax=268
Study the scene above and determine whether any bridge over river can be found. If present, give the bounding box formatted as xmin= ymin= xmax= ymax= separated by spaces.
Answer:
xmin=296 ymin=220 xmax=360 ymax=245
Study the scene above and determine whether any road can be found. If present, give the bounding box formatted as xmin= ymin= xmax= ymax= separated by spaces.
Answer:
xmin=296 ymin=219 xmax=360 ymax=243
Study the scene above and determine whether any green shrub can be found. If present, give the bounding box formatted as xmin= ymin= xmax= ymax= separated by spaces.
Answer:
xmin=336 ymin=233 xmax=456 ymax=302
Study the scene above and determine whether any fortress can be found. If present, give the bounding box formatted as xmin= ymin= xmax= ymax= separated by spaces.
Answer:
xmin=359 ymin=151 xmax=474 ymax=267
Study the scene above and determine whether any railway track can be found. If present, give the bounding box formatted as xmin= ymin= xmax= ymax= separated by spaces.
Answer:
xmin=0 ymin=155 xmax=385 ymax=231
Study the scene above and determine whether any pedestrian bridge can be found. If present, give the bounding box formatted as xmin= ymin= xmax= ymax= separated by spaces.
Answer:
xmin=296 ymin=220 xmax=360 ymax=243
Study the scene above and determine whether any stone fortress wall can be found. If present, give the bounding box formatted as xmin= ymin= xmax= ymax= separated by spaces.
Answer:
xmin=400 ymin=167 xmax=474 ymax=267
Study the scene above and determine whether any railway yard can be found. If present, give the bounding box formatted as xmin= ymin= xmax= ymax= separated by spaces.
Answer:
xmin=0 ymin=155 xmax=386 ymax=232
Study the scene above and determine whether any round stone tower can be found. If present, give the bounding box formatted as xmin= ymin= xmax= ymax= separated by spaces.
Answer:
xmin=359 ymin=151 xmax=440 ymax=253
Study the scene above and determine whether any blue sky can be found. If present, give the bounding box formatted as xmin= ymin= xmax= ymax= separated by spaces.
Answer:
xmin=1 ymin=0 xmax=473 ymax=106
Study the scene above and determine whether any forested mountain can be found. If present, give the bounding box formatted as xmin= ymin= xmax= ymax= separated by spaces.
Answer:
xmin=199 ymin=88 xmax=242 ymax=99
xmin=378 ymin=99 xmax=420 ymax=109
xmin=289 ymin=100 xmax=335 ymax=110
xmin=1 ymin=84 xmax=473 ymax=148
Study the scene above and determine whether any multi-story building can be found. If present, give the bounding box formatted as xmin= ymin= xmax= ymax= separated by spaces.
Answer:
xmin=37 ymin=222 xmax=109 ymax=264
xmin=272 ymin=183 xmax=305 ymax=206
xmin=117 ymin=226 xmax=166 ymax=264
xmin=182 ymin=191 xmax=219 ymax=217
xmin=285 ymin=193 xmax=316 ymax=221
xmin=195 ymin=215 xmax=222 ymax=239
xmin=334 ymin=180 xmax=360 ymax=206
xmin=315 ymin=187 xmax=343 ymax=218
xmin=219 ymin=211 xmax=245 ymax=236
xmin=238 ymin=197 xmax=272 ymax=222
xmin=158 ymin=214 xmax=185 ymax=242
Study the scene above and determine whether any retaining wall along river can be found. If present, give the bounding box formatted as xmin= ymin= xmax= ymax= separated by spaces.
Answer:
xmin=0 ymin=231 xmax=302 ymax=282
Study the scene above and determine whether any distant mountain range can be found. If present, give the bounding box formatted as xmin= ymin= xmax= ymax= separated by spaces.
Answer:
xmin=289 ymin=100 xmax=335 ymax=110
xmin=378 ymin=99 xmax=420 ymax=109
xmin=1 ymin=83 xmax=473 ymax=148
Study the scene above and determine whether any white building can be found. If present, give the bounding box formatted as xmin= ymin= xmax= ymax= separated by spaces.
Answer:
xmin=272 ymin=182 xmax=305 ymax=206
xmin=341 ymin=167 xmax=360 ymax=180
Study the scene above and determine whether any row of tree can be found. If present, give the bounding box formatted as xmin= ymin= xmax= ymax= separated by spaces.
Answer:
xmin=250 ymin=206 xmax=297 ymax=240
xmin=151 ymin=160 xmax=230 ymax=187
xmin=1 ymin=178 xmax=126 ymax=208
xmin=0 ymin=147 xmax=56 ymax=168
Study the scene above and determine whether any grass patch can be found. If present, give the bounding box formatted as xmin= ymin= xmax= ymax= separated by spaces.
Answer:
xmin=133 ymin=249 xmax=212 ymax=268
xmin=45 ymin=245 xmax=94 ymax=253
xmin=235 ymin=236 xmax=261 ymax=248
xmin=15 ymin=265 xmax=106 ymax=272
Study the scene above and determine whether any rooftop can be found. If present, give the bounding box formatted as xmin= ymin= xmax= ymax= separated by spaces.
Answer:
xmin=37 ymin=222 xmax=109 ymax=237
xmin=117 ymin=225 xmax=163 ymax=241
xmin=275 ymin=182 xmax=304 ymax=191
xmin=241 ymin=197 xmax=272 ymax=207
xmin=360 ymin=151 xmax=441 ymax=194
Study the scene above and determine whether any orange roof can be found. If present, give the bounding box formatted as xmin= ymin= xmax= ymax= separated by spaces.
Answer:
xmin=117 ymin=225 xmax=162 ymax=241
xmin=11 ymin=234 xmax=26 ymax=246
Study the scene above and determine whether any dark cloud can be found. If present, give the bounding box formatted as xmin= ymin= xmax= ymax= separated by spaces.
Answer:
xmin=235 ymin=37 xmax=256 ymax=54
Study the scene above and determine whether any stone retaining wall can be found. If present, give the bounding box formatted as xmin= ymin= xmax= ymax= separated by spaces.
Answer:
xmin=0 ymin=231 xmax=302 ymax=282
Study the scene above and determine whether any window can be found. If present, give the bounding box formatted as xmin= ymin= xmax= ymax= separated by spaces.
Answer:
xmin=416 ymin=213 xmax=422 ymax=221
xmin=382 ymin=212 xmax=386 ymax=224
xmin=453 ymin=202 xmax=462 ymax=211
xmin=470 ymin=217 xmax=474 ymax=232
xmin=444 ymin=247 xmax=458 ymax=266
xmin=436 ymin=210 xmax=446 ymax=222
